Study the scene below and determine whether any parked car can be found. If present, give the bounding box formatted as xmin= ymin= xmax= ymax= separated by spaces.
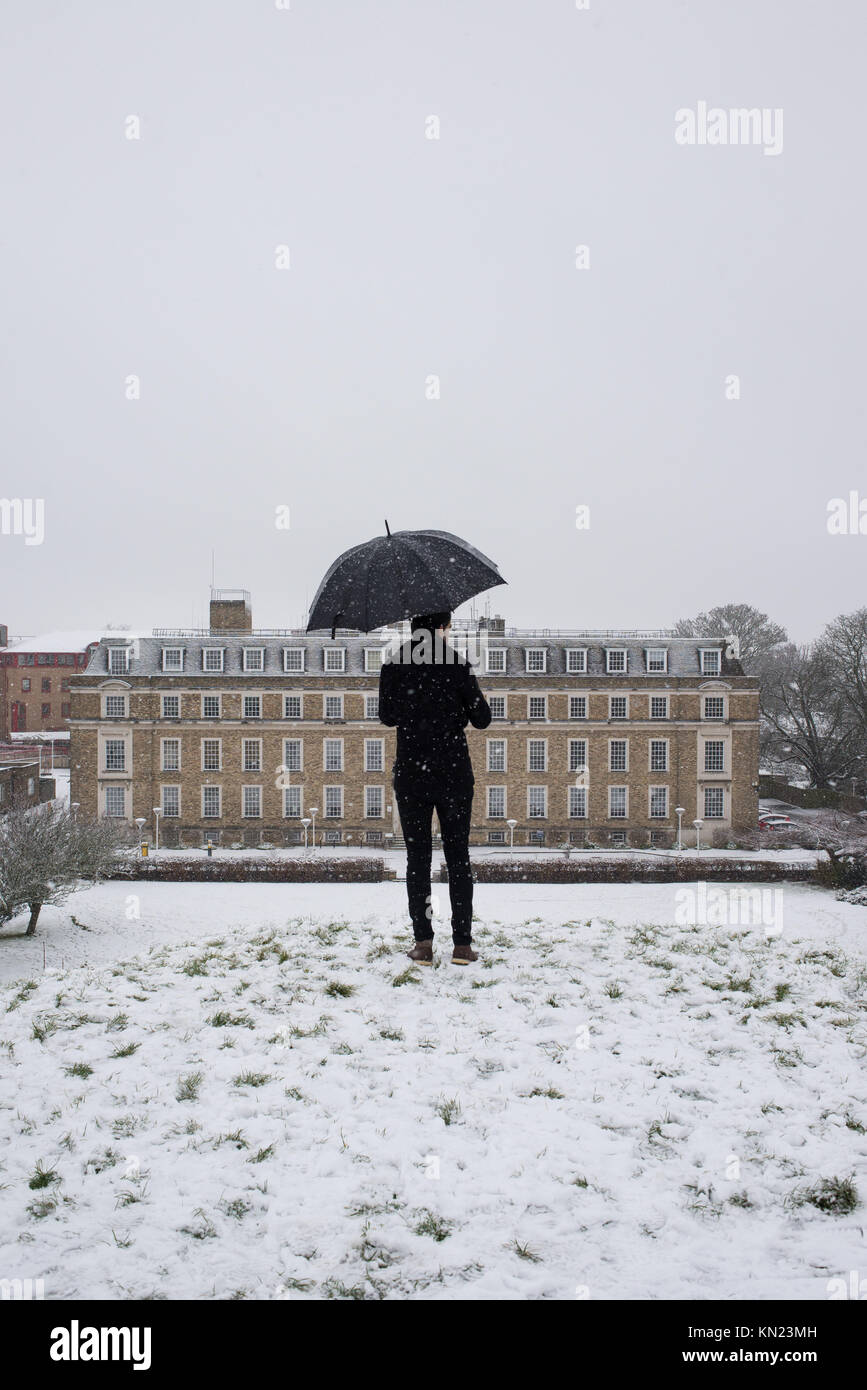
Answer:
xmin=758 ymin=814 xmax=796 ymax=829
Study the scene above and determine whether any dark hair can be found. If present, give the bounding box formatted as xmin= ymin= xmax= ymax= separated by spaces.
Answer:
xmin=410 ymin=611 xmax=452 ymax=638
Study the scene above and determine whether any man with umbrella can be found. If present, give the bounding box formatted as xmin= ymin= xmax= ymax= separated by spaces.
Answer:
xmin=379 ymin=612 xmax=492 ymax=964
xmin=306 ymin=524 xmax=505 ymax=965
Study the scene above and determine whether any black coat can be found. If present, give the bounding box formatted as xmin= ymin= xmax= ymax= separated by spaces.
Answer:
xmin=378 ymin=639 xmax=492 ymax=788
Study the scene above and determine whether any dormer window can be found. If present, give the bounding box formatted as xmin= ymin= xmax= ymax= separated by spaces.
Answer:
xmin=243 ymin=648 xmax=265 ymax=672
xmin=202 ymin=648 xmax=224 ymax=672
xmin=525 ymin=648 xmax=546 ymax=673
xmin=606 ymin=648 xmax=627 ymax=673
xmin=324 ymin=648 xmax=346 ymax=673
xmin=107 ymin=647 xmax=130 ymax=675
xmin=645 ymin=648 xmax=667 ymax=673
xmin=566 ymin=648 xmax=587 ymax=673
xmin=283 ymin=648 xmax=305 ymax=672
xmin=162 ymin=647 xmax=184 ymax=672
xmin=700 ymin=648 xmax=721 ymax=676
xmin=364 ymin=648 xmax=384 ymax=673
xmin=486 ymin=649 xmax=506 ymax=673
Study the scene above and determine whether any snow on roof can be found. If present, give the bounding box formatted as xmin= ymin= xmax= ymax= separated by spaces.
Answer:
xmin=2 ymin=630 xmax=146 ymax=654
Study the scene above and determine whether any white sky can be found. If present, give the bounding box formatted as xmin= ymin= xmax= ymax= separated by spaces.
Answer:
xmin=2 ymin=0 xmax=864 ymax=643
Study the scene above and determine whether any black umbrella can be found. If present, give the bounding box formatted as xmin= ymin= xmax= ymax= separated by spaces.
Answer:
xmin=306 ymin=523 xmax=507 ymax=637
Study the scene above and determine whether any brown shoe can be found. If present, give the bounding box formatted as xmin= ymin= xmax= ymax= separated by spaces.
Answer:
xmin=407 ymin=939 xmax=434 ymax=965
xmin=451 ymin=944 xmax=478 ymax=965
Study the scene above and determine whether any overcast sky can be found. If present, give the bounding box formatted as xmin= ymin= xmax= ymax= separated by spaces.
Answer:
xmin=2 ymin=0 xmax=864 ymax=644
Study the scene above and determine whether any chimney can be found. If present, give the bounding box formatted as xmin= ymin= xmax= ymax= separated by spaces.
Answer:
xmin=0 ymin=624 xmax=7 ymax=647
xmin=483 ymin=614 xmax=506 ymax=634
xmin=209 ymin=588 xmax=252 ymax=633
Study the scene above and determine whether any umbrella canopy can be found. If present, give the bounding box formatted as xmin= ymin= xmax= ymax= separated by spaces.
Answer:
xmin=306 ymin=523 xmax=507 ymax=636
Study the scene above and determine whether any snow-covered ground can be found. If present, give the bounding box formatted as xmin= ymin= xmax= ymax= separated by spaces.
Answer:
xmin=0 ymin=880 xmax=865 ymax=1300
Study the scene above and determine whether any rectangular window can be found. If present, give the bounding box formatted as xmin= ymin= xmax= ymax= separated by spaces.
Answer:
xmin=162 ymin=786 xmax=180 ymax=817
xmin=609 ymin=696 xmax=628 ymax=720
xmin=569 ymin=786 xmax=587 ymax=819
xmin=61 ymin=702 xmax=71 ymax=718
xmin=364 ymin=738 xmax=384 ymax=771
xmin=104 ymin=786 xmax=125 ymax=817
xmin=566 ymin=648 xmax=587 ymax=673
xmin=203 ymin=649 xmax=224 ymax=672
xmin=528 ymin=739 xmax=547 ymax=772
xmin=365 ymin=694 xmax=379 ymax=719
xmin=569 ymin=695 xmax=587 ymax=720
xmin=324 ymin=694 xmax=344 ymax=719
xmin=161 ymin=739 xmax=180 ymax=772
xmin=105 ymin=695 xmax=126 ymax=718
xmin=324 ymin=738 xmax=343 ymax=772
xmin=608 ymin=786 xmax=627 ymax=818
xmin=703 ymin=695 xmax=725 ymax=720
xmin=364 ymin=648 xmax=383 ymax=673
xmin=324 ymin=785 xmax=343 ymax=818
xmin=21 ymin=678 xmax=31 ymax=691
xmin=324 ymin=648 xmax=346 ymax=672
xmin=202 ymin=694 xmax=220 ymax=719
xmin=649 ymin=786 xmax=668 ymax=819
xmin=528 ymin=695 xmax=547 ymax=721
xmin=41 ymin=703 xmax=51 ymax=719
xmin=609 ymin=739 xmax=628 ymax=772
xmin=243 ymin=648 xmax=265 ymax=672
xmin=202 ymin=739 xmax=221 ymax=771
xmin=527 ymin=786 xmax=547 ymax=818
xmin=650 ymin=695 xmax=668 ymax=719
xmin=41 ymin=677 xmax=51 ymax=692
xmin=283 ymin=648 xmax=305 ymax=672
xmin=486 ymin=648 xmax=506 ymax=673
xmin=704 ymin=740 xmax=725 ymax=772
xmin=108 ymin=648 xmax=130 ymax=675
xmin=284 ymin=694 xmax=302 ymax=719
xmin=704 ymin=786 xmax=725 ymax=818
xmin=489 ymin=695 xmax=506 ymax=719
xmin=487 ymin=786 xmax=505 ymax=818
xmin=162 ymin=648 xmax=184 ymax=672
xmin=700 ymin=648 xmax=721 ymax=676
xmin=606 ymin=649 xmax=627 ymax=673
xmin=243 ymin=695 xmax=261 ymax=719
xmin=283 ymin=785 xmax=302 ymax=818
xmin=242 ymin=786 xmax=262 ymax=818
xmin=487 ymin=739 xmax=506 ymax=772
xmin=243 ymin=739 xmax=261 ymax=772
xmin=283 ymin=738 xmax=302 ymax=772
xmin=525 ymin=649 xmax=546 ymax=673
xmin=365 ymin=785 xmax=384 ymax=818
xmin=104 ymin=739 xmax=125 ymax=771
xmin=646 ymin=648 xmax=667 ymax=673
xmin=202 ymin=786 xmax=221 ymax=818
xmin=650 ymin=739 xmax=668 ymax=772
xmin=568 ymin=738 xmax=587 ymax=772
xmin=162 ymin=695 xmax=180 ymax=718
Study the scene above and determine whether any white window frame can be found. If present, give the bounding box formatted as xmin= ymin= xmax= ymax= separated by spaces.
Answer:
xmin=364 ymin=737 xmax=384 ymax=772
xmin=284 ymin=694 xmax=303 ymax=719
xmin=527 ymin=785 xmax=547 ymax=818
xmin=242 ymin=694 xmax=262 ymax=719
xmin=704 ymin=786 xmax=725 ymax=819
xmin=609 ymin=695 xmax=628 ymax=720
xmin=568 ymin=738 xmax=588 ymax=773
xmin=704 ymin=739 xmax=726 ymax=773
xmin=202 ymin=693 xmax=221 ymax=719
xmin=568 ymin=786 xmax=587 ymax=819
xmin=202 ymin=648 xmax=224 ymax=672
xmin=487 ymin=739 xmax=507 ymax=772
xmin=608 ymin=785 xmax=628 ymax=819
xmin=161 ymin=694 xmax=180 ymax=718
xmin=703 ymin=695 xmax=726 ymax=720
xmin=201 ymin=738 xmax=222 ymax=772
xmin=527 ymin=738 xmax=547 ymax=772
xmin=103 ymin=694 xmax=127 ymax=718
xmin=107 ymin=647 xmax=130 ymax=675
xmin=243 ymin=738 xmax=262 ymax=772
xmin=161 ymin=647 xmax=184 ymax=672
xmin=486 ymin=648 xmax=507 ymax=673
xmin=324 ymin=737 xmax=344 ymax=772
xmin=242 ymin=785 xmax=262 ymax=818
xmin=527 ymin=695 xmax=547 ymax=721
xmin=525 ymin=648 xmax=547 ymax=673
xmin=699 ymin=647 xmax=722 ymax=676
xmin=324 ymin=648 xmax=346 ymax=673
xmin=608 ymin=738 xmax=628 ymax=773
xmin=487 ymin=786 xmax=506 ymax=819
xmin=364 ymin=785 xmax=384 ymax=818
xmin=104 ymin=785 xmax=126 ymax=817
xmin=324 ymin=785 xmax=344 ymax=818
xmin=566 ymin=648 xmax=588 ymax=674
xmin=283 ymin=785 xmax=302 ymax=818
xmin=161 ymin=785 xmax=180 ymax=817
xmin=202 ymin=785 xmax=222 ymax=819
xmin=650 ymin=695 xmax=668 ymax=720
xmin=161 ymin=737 xmax=181 ymax=772
xmin=242 ymin=647 xmax=265 ymax=673
xmin=283 ymin=648 xmax=305 ymax=673
xmin=605 ymin=648 xmax=627 ymax=674
xmin=645 ymin=648 xmax=668 ymax=673
xmin=103 ymin=738 xmax=126 ymax=772
xmin=489 ymin=694 xmax=507 ymax=720
xmin=324 ymin=693 xmax=344 ymax=719
xmin=649 ymin=785 xmax=669 ymax=819
xmin=364 ymin=648 xmax=384 ymax=673
xmin=364 ymin=694 xmax=379 ymax=719
xmin=283 ymin=738 xmax=303 ymax=772
xmin=569 ymin=694 xmax=587 ymax=720
xmin=649 ymin=739 xmax=669 ymax=773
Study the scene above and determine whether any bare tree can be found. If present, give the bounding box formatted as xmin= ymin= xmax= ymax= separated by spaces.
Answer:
xmin=0 ymin=799 xmax=132 ymax=936
xmin=817 ymin=609 xmax=867 ymax=748
xmin=760 ymin=644 xmax=862 ymax=789
xmin=673 ymin=603 xmax=787 ymax=673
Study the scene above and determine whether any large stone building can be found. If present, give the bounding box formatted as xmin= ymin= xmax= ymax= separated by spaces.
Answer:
xmin=0 ymin=629 xmax=108 ymax=738
xmin=68 ymin=590 xmax=759 ymax=849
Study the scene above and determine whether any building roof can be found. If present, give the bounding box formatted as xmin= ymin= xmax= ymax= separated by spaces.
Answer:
xmin=80 ymin=632 xmax=743 ymax=679
xmin=2 ymin=630 xmax=146 ymax=655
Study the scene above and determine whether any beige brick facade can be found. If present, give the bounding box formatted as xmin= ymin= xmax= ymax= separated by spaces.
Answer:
xmin=68 ymin=612 xmax=759 ymax=849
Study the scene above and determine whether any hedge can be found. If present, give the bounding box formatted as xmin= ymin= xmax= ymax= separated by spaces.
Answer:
xmin=441 ymin=857 xmax=818 ymax=885
xmin=113 ymin=856 xmax=389 ymax=884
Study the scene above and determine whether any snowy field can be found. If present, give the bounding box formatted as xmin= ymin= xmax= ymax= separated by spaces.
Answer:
xmin=0 ymin=880 xmax=865 ymax=1301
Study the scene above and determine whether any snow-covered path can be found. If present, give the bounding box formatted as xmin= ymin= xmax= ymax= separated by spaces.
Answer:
xmin=0 ymin=881 xmax=865 ymax=1300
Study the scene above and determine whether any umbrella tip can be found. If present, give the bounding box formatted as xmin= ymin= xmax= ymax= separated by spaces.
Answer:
xmin=384 ymin=519 xmax=391 ymax=536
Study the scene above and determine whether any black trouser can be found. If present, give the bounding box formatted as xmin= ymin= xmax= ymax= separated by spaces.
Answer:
xmin=393 ymin=776 xmax=475 ymax=945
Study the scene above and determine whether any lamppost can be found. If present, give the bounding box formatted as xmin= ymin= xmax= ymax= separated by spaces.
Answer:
xmin=135 ymin=817 xmax=146 ymax=857
xmin=692 ymin=818 xmax=703 ymax=852
xmin=153 ymin=806 xmax=161 ymax=852
xmin=70 ymin=801 xmax=79 ymax=817
xmin=675 ymin=806 xmax=685 ymax=853
xmin=309 ymin=806 xmax=318 ymax=850
xmin=301 ymin=817 xmax=311 ymax=852
xmin=507 ymin=818 xmax=517 ymax=852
